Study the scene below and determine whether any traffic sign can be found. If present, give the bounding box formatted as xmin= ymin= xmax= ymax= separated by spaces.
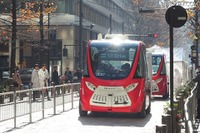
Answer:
xmin=165 ymin=6 xmax=187 ymax=133
xmin=165 ymin=5 xmax=187 ymax=28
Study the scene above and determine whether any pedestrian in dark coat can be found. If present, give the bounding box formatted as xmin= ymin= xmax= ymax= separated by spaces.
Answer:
xmin=193 ymin=66 xmax=200 ymax=119
xmin=74 ymin=68 xmax=82 ymax=82
xmin=52 ymin=66 xmax=60 ymax=95
xmin=64 ymin=67 xmax=72 ymax=83
xmin=52 ymin=66 xmax=59 ymax=85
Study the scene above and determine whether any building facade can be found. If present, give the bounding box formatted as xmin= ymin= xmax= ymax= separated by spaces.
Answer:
xmin=0 ymin=0 xmax=137 ymax=79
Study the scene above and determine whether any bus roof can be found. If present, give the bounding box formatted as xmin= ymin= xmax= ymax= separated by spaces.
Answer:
xmin=152 ymin=53 xmax=165 ymax=56
xmin=90 ymin=39 xmax=144 ymax=46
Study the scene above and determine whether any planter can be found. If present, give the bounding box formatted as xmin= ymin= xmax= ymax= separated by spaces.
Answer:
xmin=0 ymin=95 xmax=4 ymax=104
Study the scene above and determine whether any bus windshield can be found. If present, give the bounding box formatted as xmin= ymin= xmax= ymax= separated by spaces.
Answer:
xmin=152 ymin=55 xmax=162 ymax=75
xmin=90 ymin=43 xmax=137 ymax=80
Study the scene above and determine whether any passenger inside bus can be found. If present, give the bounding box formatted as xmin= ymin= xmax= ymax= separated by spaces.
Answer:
xmin=120 ymin=63 xmax=131 ymax=76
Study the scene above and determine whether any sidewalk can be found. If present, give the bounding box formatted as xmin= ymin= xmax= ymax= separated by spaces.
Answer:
xmin=1 ymin=101 xmax=159 ymax=133
xmin=0 ymin=101 xmax=79 ymax=133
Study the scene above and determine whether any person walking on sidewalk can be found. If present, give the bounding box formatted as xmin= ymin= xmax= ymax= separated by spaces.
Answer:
xmin=52 ymin=66 xmax=60 ymax=95
xmin=74 ymin=68 xmax=82 ymax=83
xmin=64 ymin=67 xmax=72 ymax=83
xmin=38 ymin=64 xmax=51 ymax=101
xmin=31 ymin=64 xmax=40 ymax=102
xmin=12 ymin=68 xmax=22 ymax=91
xmin=193 ymin=66 xmax=200 ymax=119
xmin=11 ymin=68 xmax=22 ymax=101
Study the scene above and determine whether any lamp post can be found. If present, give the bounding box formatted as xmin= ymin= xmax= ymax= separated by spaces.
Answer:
xmin=85 ymin=24 xmax=94 ymax=39
xmin=109 ymin=14 xmax=112 ymax=34
xmin=122 ymin=22 xmax=124 ymax=34
xmin=10 ymin=0 xmax=17 ymax=76
xmin=79 ymin=0 xmax=83 ymax=70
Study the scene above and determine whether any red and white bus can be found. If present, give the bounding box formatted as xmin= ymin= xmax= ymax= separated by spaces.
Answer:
xmin=151 ymin=53 xmax=169 ymax=99
xmin=79 ymin=36 xmax=152 ymax=118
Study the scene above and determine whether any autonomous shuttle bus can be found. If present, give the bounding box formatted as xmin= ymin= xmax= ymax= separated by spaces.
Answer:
xmin=151 ymin=53 xmax=169 ymax=99
xmin=79 ymin=36 xmax=152 ymax=118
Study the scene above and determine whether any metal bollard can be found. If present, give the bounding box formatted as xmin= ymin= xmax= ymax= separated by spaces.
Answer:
xmin=13 ymin=85 xmax=17 ymax=128
xmin=176 ymin=95 xmax=184 ymax=117
xmin=20 ymin=84 xmax=24 ymax=100
xmin=156 ymin=124 xmax=167 ymax=133
xmin=166 ymin=108 xmax=177 ymax=133
xmin=71 ymin=84 xmax=74 ymax=109
xmin=51 ymin=82 xmax=54 ymax=96
xmin=162 ymin=114 xmax=171 ymax=133
xmin=176 ymin=122 xmax=182 ymax=133
xmin=53 ymin=83 xmax=56 ymax=115
xmin=62 ymin=86 xmax=65 ymax=112
xmin=0 ymin=92 xmax=4 ymax=104
xmin=10 ymin=85 xmax=14 ymax=102
xmin=29 ymin=86 xmax=32 ymax=123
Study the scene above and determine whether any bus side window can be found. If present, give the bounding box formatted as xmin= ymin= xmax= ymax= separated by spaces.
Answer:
xmin=134 ymin=45 xmax=146 ymax=78
xmin=83 ymin=53 xmax=90 ymax=77
xmin=160 ymin=61 xmax=166 ymax=75
xmin=134 ymin=65 xmax=142 ymax=78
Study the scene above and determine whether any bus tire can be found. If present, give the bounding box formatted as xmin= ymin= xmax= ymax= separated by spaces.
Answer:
xmin=138 ymin=102 xmax=146 ymax=118
xmin=162 ymin=89 xmax=169 ymax=99
xmin=79 ymin=102 xmax=88 ymax=117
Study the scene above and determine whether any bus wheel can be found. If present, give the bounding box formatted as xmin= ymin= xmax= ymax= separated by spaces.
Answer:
xmin=79 ymin=102 xmax=88 ymax=117
xmin=162 ymin=89 xmax=169 ymax=99
xmin=138 ymin=102 xmax=146 ymax=118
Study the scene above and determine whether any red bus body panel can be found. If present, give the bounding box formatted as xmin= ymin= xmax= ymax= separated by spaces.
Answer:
xmin=80 ymin=78 xmax=145 ymax=113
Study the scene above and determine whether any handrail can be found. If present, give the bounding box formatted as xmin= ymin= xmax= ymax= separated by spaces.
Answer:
xmin=0 ymin=83 xmax=80 ymax=132
xmin=184 ymin=83 xmax=197 ymax=133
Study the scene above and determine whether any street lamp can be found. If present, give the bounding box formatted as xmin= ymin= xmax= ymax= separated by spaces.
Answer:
xmin=86 ymin=23 xmax=94 ymax=29
xmin=85 ymin=24 xmax=94 ymax=39
xmin=63 ymin=45 xmax=68 ymax=57
xmin=139 ymin=7 xmax=155 ymax=13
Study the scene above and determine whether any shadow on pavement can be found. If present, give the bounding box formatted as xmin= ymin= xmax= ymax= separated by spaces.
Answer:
xmin=78 ymin=112 xmax=152 ymax=127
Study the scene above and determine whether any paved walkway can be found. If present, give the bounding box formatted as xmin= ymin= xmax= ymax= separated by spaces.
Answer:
xmin=0 ymin=100 xmax=173 ymax=133
xmin=0 ymin=101 xmax=79 ymax=133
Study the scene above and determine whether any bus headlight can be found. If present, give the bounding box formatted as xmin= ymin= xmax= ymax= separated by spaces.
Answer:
xmin=85 ymin=82 xmax=96 ymax=91
xmin=155 ymin=78 xmax=163 ymax=84
xmin=125 ymin=83 xmax=138 ymax=92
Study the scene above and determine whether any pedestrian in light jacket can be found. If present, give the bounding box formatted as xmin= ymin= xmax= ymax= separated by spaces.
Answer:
xmin=31 ymin=64 xmax=40 ymax=102
xmin=38 ymin=64 xmax=51 ymax=101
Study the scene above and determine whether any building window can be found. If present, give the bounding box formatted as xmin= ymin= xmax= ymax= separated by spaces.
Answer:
xmin=56 ymin=0 xmax=65 ymax=13
xmin=65 ymin=0 xmax=73 ymax=13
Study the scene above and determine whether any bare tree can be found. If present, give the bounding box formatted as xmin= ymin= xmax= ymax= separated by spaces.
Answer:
xmin=135 ymin=0 xmax=196 ymax=48
xmin=0 ymin=0 xmax=57 ymax=73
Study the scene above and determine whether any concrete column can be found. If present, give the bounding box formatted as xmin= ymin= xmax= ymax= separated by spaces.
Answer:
xmin=162 ymin=114 xmax=171 ymax=133
xmin=156 ymin=124 xmax=167 ymax=133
